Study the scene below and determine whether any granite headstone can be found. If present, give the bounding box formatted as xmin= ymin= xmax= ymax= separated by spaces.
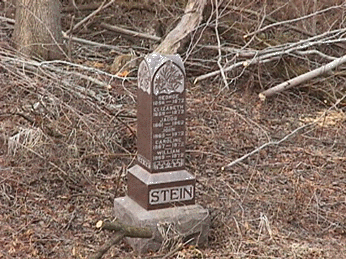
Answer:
xmin=127 ymin=53 xmax=196 ymax=210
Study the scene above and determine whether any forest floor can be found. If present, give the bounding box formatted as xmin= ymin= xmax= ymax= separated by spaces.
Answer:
xmin=1 ymin=0 xmax=346 ymax=258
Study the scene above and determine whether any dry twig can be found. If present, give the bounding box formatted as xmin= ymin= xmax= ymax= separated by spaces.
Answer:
xmin=224 ymin=93 xmax=346 ymax=169
xmin=214 ymin=0 xmax=228 ymax=88
xmin=223 ymin=123 xmax=311 ymax=170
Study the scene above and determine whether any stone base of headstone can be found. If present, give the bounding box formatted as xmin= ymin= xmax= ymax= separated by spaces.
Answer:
xmin=114 ymin=196 xmax=210 ymax=254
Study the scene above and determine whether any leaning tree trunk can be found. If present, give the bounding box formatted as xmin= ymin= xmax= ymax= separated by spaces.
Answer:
xmin=13 ymin=0 xmax=65 ymax=60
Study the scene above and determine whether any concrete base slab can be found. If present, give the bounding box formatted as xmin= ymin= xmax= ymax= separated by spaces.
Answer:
xmin=114 ymin=196 xmax=210 ymax=254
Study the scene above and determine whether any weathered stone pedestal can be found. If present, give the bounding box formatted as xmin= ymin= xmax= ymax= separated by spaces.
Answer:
xmin=114 ymin=196 xmax=210 ymax=253
xmin=114 ymin=53 xmax=209 ymax=253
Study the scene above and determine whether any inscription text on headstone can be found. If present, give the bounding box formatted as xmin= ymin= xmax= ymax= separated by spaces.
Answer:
xmin=137 ymin=54 xmax=186 ymax=173
xmin=149 ymin=185 xmax=194 ymax=205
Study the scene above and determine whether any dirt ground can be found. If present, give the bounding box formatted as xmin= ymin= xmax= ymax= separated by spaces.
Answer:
xmin=1 ymin=0 xmax=346 ymax=258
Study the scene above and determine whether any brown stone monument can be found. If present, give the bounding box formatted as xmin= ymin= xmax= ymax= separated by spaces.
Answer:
xmin=114 ymin=53 xmax=209 ymax=253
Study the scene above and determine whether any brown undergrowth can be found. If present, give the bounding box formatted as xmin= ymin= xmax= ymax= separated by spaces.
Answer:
xmin=1 ymin=0 xmax=346 ymax=258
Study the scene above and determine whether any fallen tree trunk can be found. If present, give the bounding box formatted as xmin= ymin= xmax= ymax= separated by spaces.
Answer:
xmin=154 ymin=0 xmax=207 ymax=54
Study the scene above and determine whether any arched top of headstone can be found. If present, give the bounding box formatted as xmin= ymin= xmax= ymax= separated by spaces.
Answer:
xmin=138 ymin=53 xmax=185 ymax=95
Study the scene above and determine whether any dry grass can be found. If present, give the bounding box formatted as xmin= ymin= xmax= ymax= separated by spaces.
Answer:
xmin=1 ymin=0 xmax=346 ymax=258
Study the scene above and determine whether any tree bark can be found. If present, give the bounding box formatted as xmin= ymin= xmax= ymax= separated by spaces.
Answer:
xmin=13 ymin=0 xmax=66 ymax=60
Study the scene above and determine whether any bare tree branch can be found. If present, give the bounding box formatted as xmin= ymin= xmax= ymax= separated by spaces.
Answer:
xmin=244 ymin=3 xmax=346 ymax=38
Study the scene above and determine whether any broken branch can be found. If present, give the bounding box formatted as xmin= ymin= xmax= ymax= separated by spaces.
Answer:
xmin=89 ymin=232 xmax=125 ymax=259
xmin=259 ymin=54 xmax=346 ymax=100
xmin=100 ymin=22 xmax=161 ymax=42
xmin=89 ymin=220 xmax=153 ymax=259
xmin=98 ymin=220 xmax=152 ymax=238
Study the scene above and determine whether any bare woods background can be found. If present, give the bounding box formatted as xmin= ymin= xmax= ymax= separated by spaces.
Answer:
xmin=1 ymin=0 xmax=346 ymax=258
